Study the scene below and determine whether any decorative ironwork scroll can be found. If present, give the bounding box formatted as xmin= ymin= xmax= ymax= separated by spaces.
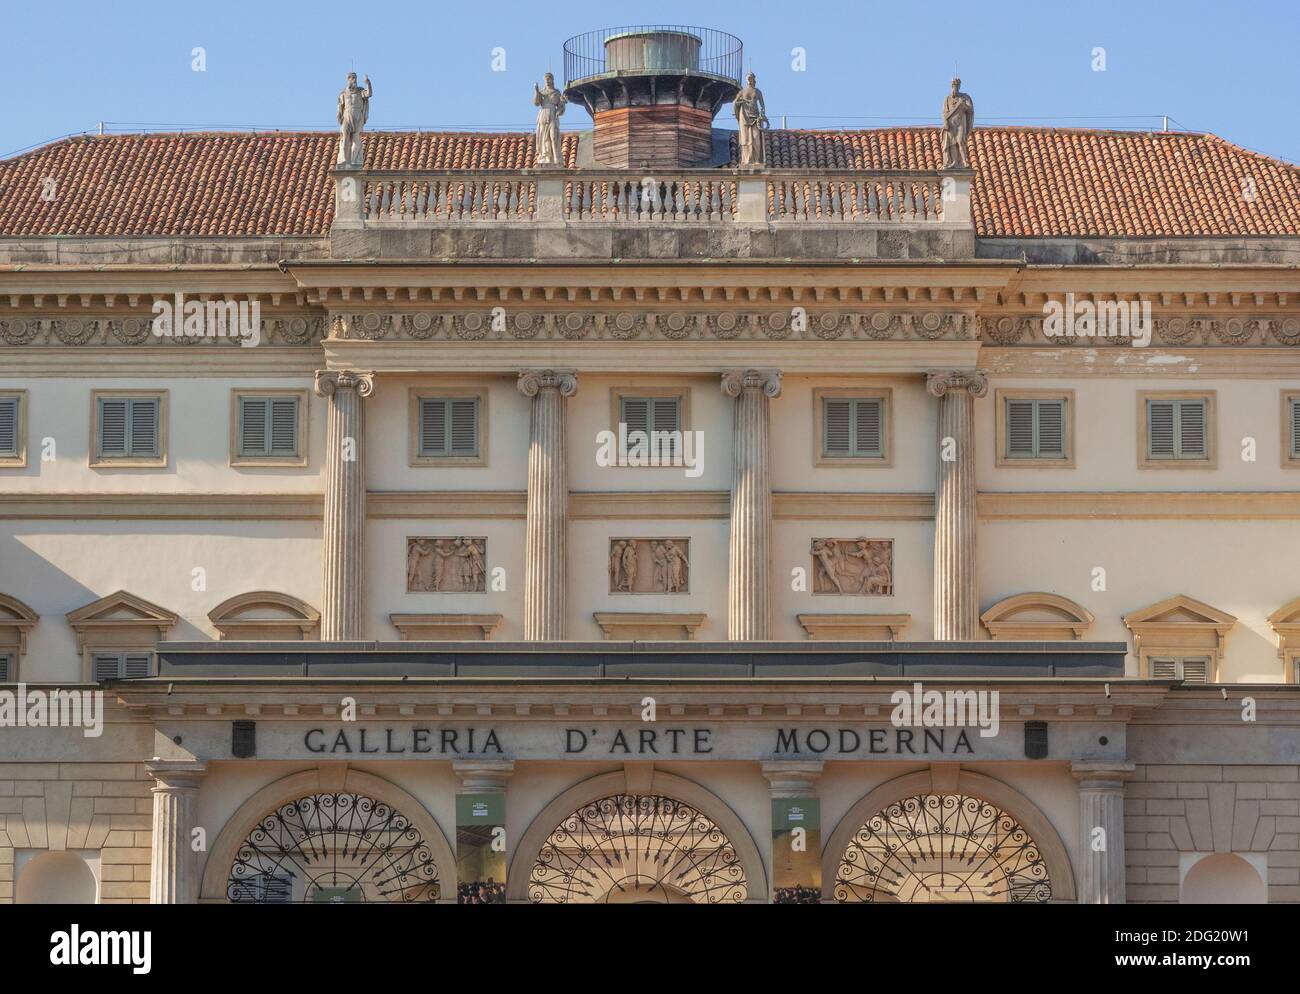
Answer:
xmin=528 ymin=793 xmax=747 ymax=904
xmin=227 ymin=791 xmax=440 ymax=903
xmin=834 ymin=792 xmax=1052 ymax=903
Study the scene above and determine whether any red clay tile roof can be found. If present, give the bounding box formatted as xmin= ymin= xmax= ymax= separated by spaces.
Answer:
xmin=0 ymin=127 xmax=1294 ymax=238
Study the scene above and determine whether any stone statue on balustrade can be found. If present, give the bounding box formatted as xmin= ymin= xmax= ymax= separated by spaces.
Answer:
xmin=941 ymin=77 xmax=974 ymax=169
xmin=533 ymin=73 xmax=568 ymax=167
xmin=733 ymin=72 xmax=769 ymax=167
xmin=336 ymin=72 xmax=372 ymax=169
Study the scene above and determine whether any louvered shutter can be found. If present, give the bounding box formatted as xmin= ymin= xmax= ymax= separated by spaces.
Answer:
xmin=0 ymin=397 xmax=17 ymax=456
xmin=420 ymin=398 xmax=448 ymax=455
xmin=1147 ymin=400 xmax=1176 ymax=458
xmin=92 ymin=654 xmax=121 ymax=682
xmin=449 ymin=399 xmax=478 ymax=456
xmin=123 ymin=653 xmax=152 ymax=679
xmin=269 ymin=398 xmax=298 ymax=456
xmin=1176 ymin=400 xmax=1206 ymax=458
xmin=621 ymin=397 xmax=650 ymax=437
xmin=854 ymin=399 xmax=882 ymax=456
xmin=823 ymin=399 xmax=852 ymax=456
xmin=128 ymin=398 xmax=159 ymax=456
xmin=99 ymin=399 xmax=128 ymax=457
xmin=1036 ymin=400 xmax=1065 ymax=457
xmin=650 ymin=397 xmax=680 ymax=460
xmin=1179 ymin=659 xmax=1209 ymax=684
xmin=240 ymin=397 xmax=268 ymax=455
xmin=0 ymin=655 xmax=11 ymax=682
xmin=1006 ymin=400 xmax=1035 ymax=456
xmin=1149 ymin=657 xmax=1178 ymax=679
xmin=1291 ymin=398 xmax=1300 ymax=459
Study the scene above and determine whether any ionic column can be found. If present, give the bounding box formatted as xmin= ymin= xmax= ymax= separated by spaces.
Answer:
xmin=146 ymin=761 xmax=207 ymax=904
xmin=721 ymin=369 xmax=782 ymax=640
xmin=1072 ymin=761 xmax=1135 ymax=904
xmin=518 ymin=369 xmax=578 ymax=640
xmin=315 ymin=370 xmax=376 ymax=640
xmin=926 ymin=369 xmax=987 ymax=640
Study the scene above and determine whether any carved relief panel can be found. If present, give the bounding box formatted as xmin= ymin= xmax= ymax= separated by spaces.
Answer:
xmin=811 ymin=538 xmax=894 ymax=595
xmin=609 ymin=538 xmax=690 ymax=594
xmin=406 ymin=537 xmax=487 ymax=592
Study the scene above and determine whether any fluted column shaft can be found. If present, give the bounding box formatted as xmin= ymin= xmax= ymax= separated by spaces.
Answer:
xmin=315 ymin=370 xmax=375 ymax=640
xmin=147 ymin=761 xmax=206 ymax=904
xmin=722 ymin=369 xmax=781 ymax=640
xmin=927 ymin=370 xmax=986 ymax=640
xmin=1073 ymin=762 xmax=1135 ymax=904
xmin=518 ymin=370 xmax=577 ymax=640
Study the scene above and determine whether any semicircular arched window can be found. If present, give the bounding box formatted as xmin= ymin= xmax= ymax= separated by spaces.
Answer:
xmin=834 ymin=792 xmax=1052 ymax=903
xmin=227 ymin=791 xmax=440 ymax=903
xmin=528 ymin=793 xmax=747 ymax=904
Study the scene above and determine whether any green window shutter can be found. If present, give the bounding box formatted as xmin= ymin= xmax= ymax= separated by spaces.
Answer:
xmin=1176 ymin=400 xmax=1206 ymax=458
xmin=99 ymin=398 xmax=128 ymax=456
xmin=0 ymin=654 xmax=11 ymax=682
xmin=127 ymin=398 xmax=159 ymax=456
xmin=448 ymin=399 xmax=478 ymax=456
xmin=649 ymin=397 xmax=680 ymax=460
xmin=92 ymin=653 xmax=121 ymax=682
xmin=853 ymin=399 xmax=882 ymax=456
xmin=1035 ymin=400 xmax=1065 ymax=457
xmin=1291 ymin=398 xmax=1300 ymax=459
xmin=620 ymin=397 xmax=650 ymax=437
xmin=0 ymin=397 xmax=17 ymax=456
xmin=123 ymin=653 xmax=152 ymax=679
xmin=420 ymin=398 xmax=478 ymax=457
xmin=1006 ymin=400 xmax=1036 ymax=457
xmin=823 ymin=398 xmax=852 ymax=456
xmin=269 ymin=398 xmax=299 ymax=456
xmin=1147 ymin=400 xmax=1176 ymax=458
xmin=239 ymin=397 xmax=269 ymax=455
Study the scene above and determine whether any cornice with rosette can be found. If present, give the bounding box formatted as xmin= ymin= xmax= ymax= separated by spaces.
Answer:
xmin=721 ymin=369 xmax=782 ymax=399
xmin=516 ymin=369 xmax=578 ymax=397
xmin=314 ymin=369 xmax=376 ymax=398
xmin=925 ymin=369 xmax=988 ymax=398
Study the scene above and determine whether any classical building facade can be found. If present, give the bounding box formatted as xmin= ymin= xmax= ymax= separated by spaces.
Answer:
xmin=0 ymin=26 xmax=1298 ymax=905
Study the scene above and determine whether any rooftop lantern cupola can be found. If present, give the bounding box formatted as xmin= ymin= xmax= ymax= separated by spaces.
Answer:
xmin=562 ymin=25 xmax=743 ymax=169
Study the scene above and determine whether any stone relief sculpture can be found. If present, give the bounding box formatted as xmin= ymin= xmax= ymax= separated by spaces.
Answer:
xmin=733 ymin=72 xmax=768 ymax=167
xmin=533 ymin=73 xmax=567 ymax=166
xmin=336 ymin=72 xmax=372 ymax=169
xmin=610 ymin=538 xmax=690 ymax=593
xmin=811 ymin=538 xmax=894 ymax=595
xmin=941 ymin=77 xmax=974 ymax=169
xmin=406 ymin=537 xmax=487 ymax=592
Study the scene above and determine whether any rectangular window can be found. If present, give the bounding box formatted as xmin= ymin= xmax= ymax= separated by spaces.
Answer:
xmin=1146 ymin=398 xmax=1206 ymax=460
xmin=238 ymin=395 xmax=300 ymax=458
xmin=418 ymin=397 xmax=480 ymax=458
xmin=1149 ymin=656 xmax=1210 ymax=684
xmin=0 ymin=394 xmax=20 ymax=461
xmin=1004 ymin=398 xmax=1066 ymax=459
xmin=822 ymin=397 xmax=884 ymax=458
xmin=1288 ymin=394 xmax=1300 ymax=463
xmin=620 ymin=395 xmax=681 ymax=459
xmin=0 ymin=653 xmax=12 ymax=682
xmin=91 ymin=651 xmax=152 ymax=682
xmin=95 ymin=394 xmax=163 ymax=462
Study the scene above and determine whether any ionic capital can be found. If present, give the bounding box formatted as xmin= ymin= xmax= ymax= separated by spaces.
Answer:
xmin=1071 ymin=760 xmax=1136 ymax=789
xmin=517 ymin=368 xmax=578 ymax=398
xmin=314 ymin=369 xmax=376 ymax=398
xmin=925 ymin=369 xmax=987 ymax=399
xmin=145 ymin=760 xmax=208 ymax=792
xmin=720 ymin=368 xmax=782 ymax=399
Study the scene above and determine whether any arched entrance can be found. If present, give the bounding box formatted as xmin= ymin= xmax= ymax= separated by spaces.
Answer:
xmin=509 ymin=770 xmax=767 ymax=904
xmin=824 ymin=770 xmax=1076 ymax=904
xmin=16 ymin=851 xmax=97 ymax=904
xmin=202 ymin=768 xmax=456 ymax=903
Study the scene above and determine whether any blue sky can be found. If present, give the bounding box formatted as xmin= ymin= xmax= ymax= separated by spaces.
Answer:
xmin=5 ymin=0 xmax=1298 ymax=162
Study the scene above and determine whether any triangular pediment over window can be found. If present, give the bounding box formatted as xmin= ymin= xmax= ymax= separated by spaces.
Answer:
xmin=66 ymin=590 xmax=178 ymax=652
xmin=1123 ymin=594 xmax=1236 ymax=681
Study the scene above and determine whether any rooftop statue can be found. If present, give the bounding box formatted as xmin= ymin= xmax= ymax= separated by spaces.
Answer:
xmin=733 ymin=72 xmax=769 ymax=167
xmin=941 ymin=77 xmax=974 ymax=169
xmin=336 ymin=72 xmax=372 ymax=169
xmin=533 ymin=73 xmax=568 ymax=167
